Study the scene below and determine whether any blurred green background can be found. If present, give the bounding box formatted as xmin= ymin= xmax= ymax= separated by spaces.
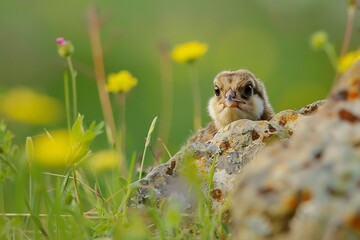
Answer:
xmin=0 ymin=0 xmax=359 ymax=160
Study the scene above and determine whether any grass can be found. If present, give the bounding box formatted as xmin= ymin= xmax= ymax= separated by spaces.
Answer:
xmin=0 ymin=119 xmax=231 ymax=239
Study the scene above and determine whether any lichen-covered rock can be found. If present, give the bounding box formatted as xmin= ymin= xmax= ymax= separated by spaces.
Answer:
xmin=232 ymin=61 xmax=360 ymax=239
xmin=128 ymin=97 xmax=324 ymax=210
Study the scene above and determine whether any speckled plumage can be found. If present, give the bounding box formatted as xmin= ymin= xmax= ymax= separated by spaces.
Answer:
xmin=189 ymin=69 xmax=274 ymax=143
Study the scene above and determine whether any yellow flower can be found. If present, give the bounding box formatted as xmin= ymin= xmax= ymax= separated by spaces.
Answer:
xmin=33 ymin=130 xmax=72 ymax=167
xmin=0 ymin=88 xmax=63 ymax=125
xmin=338 ymin=49 xmax=360 ymax=73
xmin=171 ymin=41 xmax=208 ymax=64
xmin=310 ymin=31 xmax=328 ymax=50
xmin=88 ymin=150 xmax=120 ymax=172
xmin=106 ymin=70 xmax=138 ymax=93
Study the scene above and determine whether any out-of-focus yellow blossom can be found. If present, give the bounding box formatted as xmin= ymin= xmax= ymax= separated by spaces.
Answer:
xmin=88 ymin=150 xmax=119 ymax=172
xmin=0 ymin=88 xmax=63 ymax=125
xmin=33 ymin=130 xmax=73 ymax=167
xmin=56 ymin=37 xmax=74 ymax=58
xmin=338 ymin=49 xmax=360 ymax=73
xmin=106 ymin=70 xmax=138 ymax=93
xmin=171 ymin=41 xmax=208 ymax=64
xmin=310 ymin=31 xmax=328 ymax=50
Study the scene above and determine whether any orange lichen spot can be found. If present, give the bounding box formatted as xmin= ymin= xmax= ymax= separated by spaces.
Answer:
xmin=346 ymin=213 xmax=360 ymax=233
xmin=289 ymin=114 xmax=299 ymax=122
xmin=348 ymin=91 xmax=359 ymax=100
xmin=219 ymin=140 xmax=231 ymax=152
xmin=339 ymin=109 xmax=360 ymax=123
xmin=284 ymin=189 xmax=312 ymax=210
xmin=277 ymin=113 xmax=299 ymax=127
xmin=210 ymin=189 xmax=223 ymax=202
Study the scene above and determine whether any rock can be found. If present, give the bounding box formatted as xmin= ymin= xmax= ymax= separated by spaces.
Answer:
xmin=128 ymin=98 xmax=325 ymax=210
xmin=232 ymin=61 xmax=360 ymax=239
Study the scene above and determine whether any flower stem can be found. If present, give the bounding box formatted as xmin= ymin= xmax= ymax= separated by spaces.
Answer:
xmin=118 ymin=94 xmax=127 ymax=165
xmin=63 ymin=72 xmax=71 ymax=131
xmin=340 ymin=6 xmax=356 ymax=57
xmin=332 ymin=5 xmax=357 ymax=87
xmin=66 ymin=57 xmax=78 ymax=121
xmin=87 ymin=6 xmax=122 ymax=173
xmin=188 ymin=64 xmax=202 ymax=131
xmin=323 ymin=43 xmax=338 ymax=70
xmin=157 ymin=43 xmax=173 ymax=149
xmin=117 ymin=93 xmax=126 ymax=172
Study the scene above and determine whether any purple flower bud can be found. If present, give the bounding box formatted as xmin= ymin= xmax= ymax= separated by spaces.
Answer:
xmin=56 ymin=37 xmax=67 ymax=46
xmin=56 ymin=37 xmax=74 ymax=57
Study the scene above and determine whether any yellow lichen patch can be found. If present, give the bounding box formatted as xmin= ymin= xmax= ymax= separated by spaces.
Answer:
xmin=195 ymin=158 xmax=208 ymax=178
xmin=0 ymin=88 xmax=63 ymax=125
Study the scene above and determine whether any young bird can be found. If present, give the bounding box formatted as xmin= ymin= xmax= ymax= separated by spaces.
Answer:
xmin=189 ymin=69 xmax=274 ymax=143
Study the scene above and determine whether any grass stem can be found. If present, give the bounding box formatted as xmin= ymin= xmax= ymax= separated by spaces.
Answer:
xmin=188 ymin=64 xmax=202 ymax=131
xmin=122 ymin=153 xmax=137 ymax=224
xmin=139 ymin=117 xmax=158 ymax=180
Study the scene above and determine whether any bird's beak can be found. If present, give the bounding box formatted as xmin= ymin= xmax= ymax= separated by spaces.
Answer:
xmin=224 ymin=90 xmax=240 ymax=108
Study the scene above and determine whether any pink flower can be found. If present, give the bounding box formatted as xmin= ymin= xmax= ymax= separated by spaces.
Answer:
xmin=56 ymin=37 xmax=67 ymax=46
xmin=56 ymin=37 xmax=74 ymax=57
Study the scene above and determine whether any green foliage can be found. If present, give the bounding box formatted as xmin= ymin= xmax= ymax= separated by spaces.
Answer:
xmin=0 ymin=119 xmax=231 ymax=239
xmin=0 ymin=120 xmax=18 ymax=182
xmin=69 ymin=114 xmax=104 ymax=165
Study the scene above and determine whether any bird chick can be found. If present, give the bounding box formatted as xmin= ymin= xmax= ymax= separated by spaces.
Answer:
xmin=189 ymin=69 xmax=274 ymax=143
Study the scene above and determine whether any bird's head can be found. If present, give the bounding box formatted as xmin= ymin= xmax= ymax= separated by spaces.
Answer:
xmin=208 ymin=69 xmax=273 ymax=129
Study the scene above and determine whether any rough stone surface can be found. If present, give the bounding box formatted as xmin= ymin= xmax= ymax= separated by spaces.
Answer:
xmin=129 ymin=99 xmax=325 ymax=210
xmin=233 ymin=61 xmax=360 ymax=239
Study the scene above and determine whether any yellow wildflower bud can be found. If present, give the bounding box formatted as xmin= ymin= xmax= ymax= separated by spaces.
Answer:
xmin=338 ymin=49 xmax=360 ymax=73
xmin=310 ymin=31 xmax=328 ymax=50
xmin=106 ymin=70 xmax=138 ymax=93
xmin=26 ymin=137 xmax=34 ymax=164
xmin=88 ymin=150 xmax=120 ymax=172
xmin=171 ymin=41 xmax=208 ymax=64
xmin=56 ymin=37 xmax=74 ymax=58
xmin=0 ymin=88 xmax=63 ymax=125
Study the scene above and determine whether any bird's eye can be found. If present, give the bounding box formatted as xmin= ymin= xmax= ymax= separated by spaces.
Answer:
xmin=243 ymin=84 xmax=253 ymax=98
xmin=214 ymin=86 xmax=220 ymax=96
